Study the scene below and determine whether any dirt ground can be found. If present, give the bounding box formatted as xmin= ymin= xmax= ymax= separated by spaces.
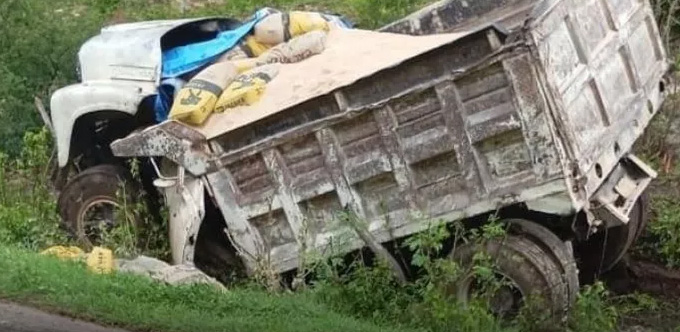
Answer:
xmin=0 ymin=302 xmax=129 ymax=332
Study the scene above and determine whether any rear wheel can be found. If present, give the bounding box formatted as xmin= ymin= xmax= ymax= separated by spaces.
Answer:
xmin=577 ymin=192 xmax=649 ymax=280
xmin=451 ymin=223 xmax=575 ymax=319
xmin=57 ymin=164 xmax=138 ymax=248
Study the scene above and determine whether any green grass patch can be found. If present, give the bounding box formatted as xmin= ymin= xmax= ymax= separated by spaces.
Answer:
xmin=0 ymin=245 xmax=413 ymax=332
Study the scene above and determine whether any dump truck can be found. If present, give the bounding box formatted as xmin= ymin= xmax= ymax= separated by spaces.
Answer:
xmin=49 ymin=0 xmax=669 ymax=316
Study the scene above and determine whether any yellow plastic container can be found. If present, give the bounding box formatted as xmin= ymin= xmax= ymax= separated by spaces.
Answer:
xmin=86 ymin=247 xmax=115 ymax=274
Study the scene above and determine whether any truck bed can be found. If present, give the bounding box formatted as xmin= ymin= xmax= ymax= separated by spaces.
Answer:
xmin=111 ymin=0 xmax=668 ymax=273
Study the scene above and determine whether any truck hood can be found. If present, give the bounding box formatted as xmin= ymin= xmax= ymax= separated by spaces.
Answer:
xmin=78 ymin=18 xmax=209 ymax=84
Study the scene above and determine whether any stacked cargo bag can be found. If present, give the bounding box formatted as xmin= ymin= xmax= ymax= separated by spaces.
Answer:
xmin=230 ymin=30 xmax=328 ymax=73
xmin=169 ymin=62 xmax=238 ymax=125
xmin=255 ymin=30 xmax=327 ymax=64
xmin=160 ymin=9 xmax=350 ymax=125
xmin=253 ymin=11 xmax=334 ymax=45
xmin=215 ymin=64 xmax=281 ymax=111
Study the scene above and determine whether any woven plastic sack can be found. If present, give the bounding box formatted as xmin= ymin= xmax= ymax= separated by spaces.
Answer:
xmin=169 ymin=62 xmax=238 ymax=125
xmin=40 ymin=246 xmax=85 ymax=260
xmin=215 ymin=64 xmax=280 ymax=112
xmin=253 ymin=11 xmax=332 ymax=45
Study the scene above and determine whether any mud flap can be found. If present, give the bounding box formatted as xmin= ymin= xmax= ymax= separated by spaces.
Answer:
xmin=154 ymin=164 xmax=206 ymax=265
xmin=589 ymin=154 xmax=656 ymax=227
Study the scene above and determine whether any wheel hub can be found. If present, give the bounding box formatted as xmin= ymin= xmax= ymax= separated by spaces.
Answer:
xmin=488 ymin=283 xmax=524 ymax=317
xmin=78 ymin=197 xmax=120 ymax=245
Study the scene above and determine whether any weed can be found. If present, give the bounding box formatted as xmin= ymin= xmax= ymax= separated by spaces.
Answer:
xmin=613 ymin=293 xmax=660 ymax=317
xmin=312 ymin=217 xmax=526 ymax=332
xmin=638 ymin=197 xmax=680 ymax=267
xmin=568 ymin=282 xmax=618 ymax=332
xmin=97 ymin=159 xmax=171 ymax=260
xmin=0 ymin=128 xmax=67 ymax=250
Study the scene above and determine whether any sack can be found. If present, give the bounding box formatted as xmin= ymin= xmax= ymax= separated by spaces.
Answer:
xmin=41 ymin=246 xmax=85 ymax=260
xmin=218 ymin=35 xmax=273 ymax=63
xmin=169 ymin=62 xmax=238 ymax=125
xmin=215 ymin=64 xmax=280 ymax=112
xmin=243 ymin=35 xmax=271 ymax=57
xmin=257 ymin=30 xmax=327 ymax=65
xmin=41 ymin=245 xmax=115 ymax=275
xmin=231 ymin=58 xmax=259 ymax=73
xmin=253 ymin=11 xmax=332 ymax=45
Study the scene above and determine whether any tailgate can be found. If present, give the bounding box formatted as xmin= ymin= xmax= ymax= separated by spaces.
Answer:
xmin=529 ymin=0 xmax=668 ymax=197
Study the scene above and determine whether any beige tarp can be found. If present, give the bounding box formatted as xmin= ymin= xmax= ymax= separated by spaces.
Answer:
xmin=195 ymin=28 xmax=470 ymax=140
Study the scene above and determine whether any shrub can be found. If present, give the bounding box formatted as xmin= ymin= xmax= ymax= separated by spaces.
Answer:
xmin=638 ymin=197 xmax=680 ymax=268
xmin=0 ymin=128 xmax=67 ymax=250
xmin=568 ymin=283 xmax=618 ymax=332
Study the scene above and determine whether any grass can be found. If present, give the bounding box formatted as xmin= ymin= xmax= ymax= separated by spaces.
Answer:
xmin=0 ymin=245 xmax=414 ymax=332
xmin=107 ymin=0 xmax=431 ymax=29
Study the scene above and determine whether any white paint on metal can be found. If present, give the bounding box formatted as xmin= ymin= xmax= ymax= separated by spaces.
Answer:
xmin=51 ymin=82 xmax=149 ymax=166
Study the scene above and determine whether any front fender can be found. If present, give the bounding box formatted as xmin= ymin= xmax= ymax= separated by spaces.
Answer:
xmin=50 ymin=81 xmax=154 ymax=167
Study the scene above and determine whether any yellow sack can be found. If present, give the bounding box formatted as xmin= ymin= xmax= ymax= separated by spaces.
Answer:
xmin=231 ymin=58 xmax=259 ymax=74
xmin=253 ymin=11 xmax=331 ymax=45
xmin=217 ymin=45 xmax=249 ymax=62
xmin=289 ymin=11 xmax=330 ymax=38
xmin=243 ymin=35 xmax=271 ymax=57
xmin=215 ymin=65 xmax=280 ymax=112
xmin=41 ymin=246 xmax=85 ymax=260
xmin=218 ymin=35 xmax=272 ymax=63
xmin=86 ymin=247 xmax=115 ymax=274
xmin=169 ymin=62 xmax=238 ymax=125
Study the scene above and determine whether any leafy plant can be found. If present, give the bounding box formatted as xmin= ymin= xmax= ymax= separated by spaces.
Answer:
xmin=0 ymin=128 xmax=67 ymax=250
xmin=99 ymin=158 xmax=171 ymax=260
xmin=568 ymin=282 xmax=618 ymax=332
xmin=637 ymin=198 xmax=680 ymax=268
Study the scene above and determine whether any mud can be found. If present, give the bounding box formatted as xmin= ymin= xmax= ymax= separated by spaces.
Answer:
xmin=628 ymin=259 xmax=680 ymax=297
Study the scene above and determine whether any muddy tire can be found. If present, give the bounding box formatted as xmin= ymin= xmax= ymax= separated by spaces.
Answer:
xmin=506 ymin=219 xmax=580 ymax=307
xmin=451 ymin=234 xmax=571 ymax=319
xmin=57 ymin=164 xmax=138 ymax=247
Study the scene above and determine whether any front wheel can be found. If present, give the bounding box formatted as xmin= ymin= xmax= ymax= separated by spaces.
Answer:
xmin=57 ymin=164 xmax=138 ymax=247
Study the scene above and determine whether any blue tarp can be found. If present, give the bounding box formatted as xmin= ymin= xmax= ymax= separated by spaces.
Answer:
xmin=161 ymin=8 xmax=272 ymax=78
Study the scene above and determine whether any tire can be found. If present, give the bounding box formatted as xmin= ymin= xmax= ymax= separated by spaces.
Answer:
xmin=451 ymin=234 xmax=571 ymax=319
xmin=602 ymin=192 xmax=649 ymax=271
xmin=506 ymin=219 xmax=580 ymax=308
xmin=577 ymin=192 xmax=650 ymax=279
xmin=57 ymin=164 xmax=138 ymax=247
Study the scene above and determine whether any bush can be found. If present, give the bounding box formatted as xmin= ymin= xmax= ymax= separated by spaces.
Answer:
xmin=0 ymin=128 xmax=67 ymax=250
xmin=637 ymin=197 xmax=680 ymax=267
xmin=312 ymin=222 xmax=522 ymax=332
xmin=568 ymin=283 xmax=618 ymax=332
xmin=0 ymin=0 xmax=107 ymax=156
